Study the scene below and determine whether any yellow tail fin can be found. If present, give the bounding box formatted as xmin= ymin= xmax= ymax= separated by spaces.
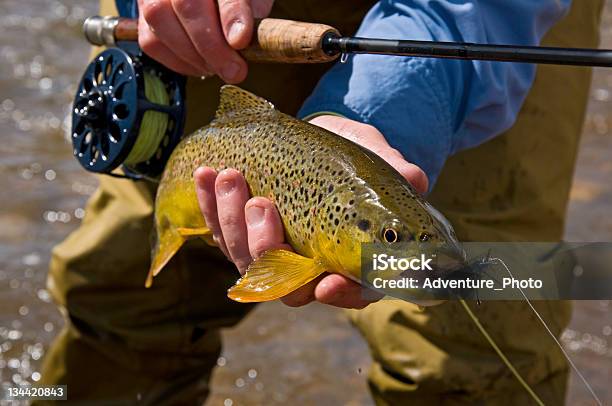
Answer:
xmin=145 ymin=226 xmax=210 ymax=287
xmin=228 ymin=249 xmax=326 ymax=302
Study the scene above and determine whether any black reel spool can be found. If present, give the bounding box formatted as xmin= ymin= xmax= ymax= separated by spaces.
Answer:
xmin=71 ymin=43 xmax=186 ymax=180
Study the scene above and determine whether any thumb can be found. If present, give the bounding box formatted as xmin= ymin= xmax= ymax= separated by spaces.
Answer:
xmin=218 ymin=0 xmax=254 ymax=49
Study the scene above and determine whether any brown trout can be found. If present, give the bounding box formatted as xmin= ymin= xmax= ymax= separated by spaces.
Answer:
xmin=146 ymin=86 xmax=466 ymax=302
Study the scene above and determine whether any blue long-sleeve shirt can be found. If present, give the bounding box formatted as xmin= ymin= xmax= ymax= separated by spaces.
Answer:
xmin=298 ymin=0 xmax=571 ymax=189
xmin=118 ymin=0 xmax=571 ymax=189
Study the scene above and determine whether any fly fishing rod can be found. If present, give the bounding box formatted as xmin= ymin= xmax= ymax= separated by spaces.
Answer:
xmin=72 ymin=16 xmax=612 ymax=180
xmin=85 ymin=16 xmax=612 ymax=66
xmin=323 ymin=36 xmax=612 ymax=67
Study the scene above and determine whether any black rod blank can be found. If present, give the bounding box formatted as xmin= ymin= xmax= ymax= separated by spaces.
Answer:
xmin=323 ymin=35 xmax=612 ymax=67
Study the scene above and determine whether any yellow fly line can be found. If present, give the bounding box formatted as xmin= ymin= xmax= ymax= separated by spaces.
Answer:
xmin=459 ymin=299 xmax=546 ymax=406
xmin=124 ymin=72 xmax=170 ymax=165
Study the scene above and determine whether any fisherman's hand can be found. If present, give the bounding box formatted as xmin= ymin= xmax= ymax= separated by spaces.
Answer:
xmin=309 ymin=115 xmax=429 ymax=193
xmin=137 ymin=0 xmax=274 ymax=82
xmin=193 ymin=117 xmax=428 ymax=309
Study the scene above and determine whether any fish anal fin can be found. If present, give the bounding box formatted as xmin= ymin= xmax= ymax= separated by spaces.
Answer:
xmin=146 ymin=226 xmax=213 ymax=287
xmin=215 ymin=85 xmax=275 ymax=120
xmin=227 ymin=249 xmax=326 ymax=303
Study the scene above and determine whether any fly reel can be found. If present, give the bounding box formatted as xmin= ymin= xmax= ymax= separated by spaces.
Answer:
xmin=70 ymin=14 xmax=344 ymax=179
xmin=71 ymin=43 xmax=186 ymax=179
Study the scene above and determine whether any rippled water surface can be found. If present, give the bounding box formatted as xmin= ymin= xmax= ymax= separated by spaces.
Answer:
xmin=0 ymin=1 xmax=611 ymax=405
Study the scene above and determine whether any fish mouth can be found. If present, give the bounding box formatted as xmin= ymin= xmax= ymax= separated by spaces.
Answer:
xmin=390 ymin=243 xmax=467 ymax=279
xmin=365 ymin=242 xmax=468 ymax=304
xmin=397 ymin=245 xmax=468 ymax=304
xmin=430 ymin=244 xmax=468 ymax=276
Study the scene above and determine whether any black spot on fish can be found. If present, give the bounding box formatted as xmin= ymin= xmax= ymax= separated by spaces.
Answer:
xmin=357 ymin=219 xmax=371 ymax=231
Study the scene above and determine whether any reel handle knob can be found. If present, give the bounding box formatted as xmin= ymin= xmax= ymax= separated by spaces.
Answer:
xmin=83 ymin=16 xmax=137 ymax=46
xmin=83 ymin=16 xmax=339 ymax=63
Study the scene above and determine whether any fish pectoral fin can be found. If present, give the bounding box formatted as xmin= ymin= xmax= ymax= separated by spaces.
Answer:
xmin=227 ymin=249 xmax=326 ymax=303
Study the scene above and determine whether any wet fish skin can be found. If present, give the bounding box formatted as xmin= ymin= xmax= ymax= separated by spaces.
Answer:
xmin=147 ymin=85 xmax=465 ymax=302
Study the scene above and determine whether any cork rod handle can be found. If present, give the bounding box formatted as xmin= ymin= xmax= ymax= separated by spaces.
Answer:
xmin=89 ymin=16 xmax=340 ymax=64
xmin=240 ymin=18 xmax=339 ymax=63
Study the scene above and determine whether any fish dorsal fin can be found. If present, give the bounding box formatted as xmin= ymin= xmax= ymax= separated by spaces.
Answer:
xmin=215 ymin=85 xmax=275 ymax=119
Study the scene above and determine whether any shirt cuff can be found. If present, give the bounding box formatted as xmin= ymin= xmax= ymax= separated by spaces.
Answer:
xmin=300 ymin=111 xmax=347 ymax=122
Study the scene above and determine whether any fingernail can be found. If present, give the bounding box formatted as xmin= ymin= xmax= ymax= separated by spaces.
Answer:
xmin=228 ymin=20 xmax=245 ymax=45
xmin=217 ymin=178 xmax=236 ymax=196
xmin=222 ymin=61 xmax=241 ymax=82
xmin=246 ymin=205 xmax=265 ymax=227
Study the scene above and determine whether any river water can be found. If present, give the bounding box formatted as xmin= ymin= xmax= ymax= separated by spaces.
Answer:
xmin=0 ymin=1 xmax=610 ymax=404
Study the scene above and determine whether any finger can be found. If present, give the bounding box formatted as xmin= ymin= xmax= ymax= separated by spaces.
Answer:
xmin=172 ymin=0 xmax=247 ymax=83
xmin=138 ymin=16 xmax=204 ymax=76
xmin=384 ymin=156 xmax=429 ymax=194
xmin=309 ymin=117 xmax=392 ymax=158
xmin=194 ymin=167 xmax=230 ymax=257
xmin=355 ymin=143 xmax=429 ymax=194
xmin=245 ymin=197 xmax=291 ymax=259
xmin=218 ymin=0 xmax=254 ymax=49
xmin=309 ymin=116 xmax=429 ymax=194
xmin=314 ymin=274 xmax=383 ymax=309
xmin=140 ymin=0 xmax=214 ymax=76
xmin=244 ymin=197 xmax=317 ymax=307
xmin=280 ymin=275 xmax=325 ymax=307
xmin=215 ymin=169 xmax=252 ymax=273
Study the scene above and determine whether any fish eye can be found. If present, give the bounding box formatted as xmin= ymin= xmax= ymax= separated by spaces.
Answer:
xmin=419 ymin=232 xmax=431 ymax=242
xmin=382 ymin=227 xmax=401 ymax=243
